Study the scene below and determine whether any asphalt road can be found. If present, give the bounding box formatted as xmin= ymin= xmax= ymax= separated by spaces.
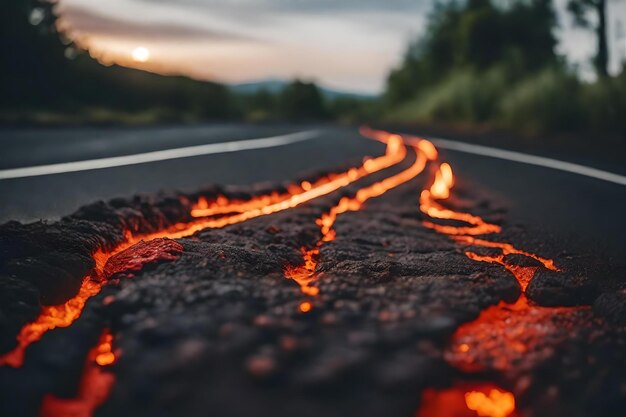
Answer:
xmin=1 ymin=124 xmax=624 ymax=258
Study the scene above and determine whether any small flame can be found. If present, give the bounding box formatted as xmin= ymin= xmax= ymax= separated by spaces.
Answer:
xmin=465 ymin=389 xmax=515 ymax=417
xmin=299 ymin=301 xmax=312 ymax=313
xmin=418 ymin=384 xmax=516 ymax=417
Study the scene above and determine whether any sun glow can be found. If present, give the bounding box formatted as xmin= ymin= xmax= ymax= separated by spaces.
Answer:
xmin=131 ymin=47 xmax=150 ymax=63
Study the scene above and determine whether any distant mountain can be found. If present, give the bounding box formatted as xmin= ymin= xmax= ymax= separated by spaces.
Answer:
xmin=230 ymin=79 xmax=378 ymax=100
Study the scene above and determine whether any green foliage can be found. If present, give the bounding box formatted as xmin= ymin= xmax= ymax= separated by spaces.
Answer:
xmin=389 ymin=66 xmax=508 ymax=124
xmin=498 ymin=68 xmax=584 ymax=133
xmin=384 ymin=0 xmax=625 ymax=137
xmin=1 ymin=2 xmax=353 ymax=123
xmin=580 ymin=72 xmax=626 ymax=133
xmin=385 ymin=0 xmax=558 ymax=106
xmin=242 ymin=89 xmax=279 ymax=122
xmin=329 ymin=97 xmax=379 ymax=124
xmin=278 ymin=80 xmax=329 ymax=120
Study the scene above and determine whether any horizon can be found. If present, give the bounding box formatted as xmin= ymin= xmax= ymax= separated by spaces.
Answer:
xmin=50 ymin=0 xmax=626 ymax=93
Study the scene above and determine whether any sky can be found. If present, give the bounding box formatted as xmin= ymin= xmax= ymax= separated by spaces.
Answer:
xmin=57 ymin=0 xmax=626 ymax=94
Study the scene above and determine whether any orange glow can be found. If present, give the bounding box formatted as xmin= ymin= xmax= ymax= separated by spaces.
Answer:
xmin=465 ymin=389 xmax=515 ymax=417
xmin=458 ymin=237 xmax=558 ymax=272
xmin=417 ymin=383 xmax=518 ymax=417
xmin=418 ymin=162 xmax=557 ymax=288
xmin=446 ymin=295 xmax=582 ymax=373
xmin=94 ymin=332 xmax=115 ymax=366
xmin=0 ymin=276 xmax=103 ymax=368
xmin=192 ymin=192 xmax=288 ymax=217
xmin=0 ymin=240 xmax=182 ymax=368
xmin=180 ymin=138 xmax=406 ymax=234
xmin=1 ymin=138 xmax=407 ymax=369
xmin=465 ymin=252 xmax=539 ymax=292
xmin=285 ymin=147 xmax=428 ymax=295
xmin=413 ymin=156 xmax=573 ymax=380
xmin=420 ymin=165 xmax=501 ymax=236
xmin=299 ymin=301 xmax=313 ymax=313
xmin=360 ymin=126 xmax=439 ymax=161
xmin=40 ymin=329 xmax=116 ymax=417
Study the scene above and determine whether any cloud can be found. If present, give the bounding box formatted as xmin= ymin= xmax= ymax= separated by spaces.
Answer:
xmin=58 ymin=4 xmax=256 ymax=42
xmin=137 ymin=0 xmax=430 ymax=14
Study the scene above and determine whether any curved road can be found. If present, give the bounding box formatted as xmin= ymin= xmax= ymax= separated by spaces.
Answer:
xmin=1 ymin=124 xmax=624 ymax=258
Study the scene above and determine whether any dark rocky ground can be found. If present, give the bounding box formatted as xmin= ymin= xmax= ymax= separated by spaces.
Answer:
xmin=0 ymin=157 xmax=624 ymax=417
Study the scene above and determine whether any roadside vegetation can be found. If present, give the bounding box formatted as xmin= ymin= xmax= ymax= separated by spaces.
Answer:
xmin=383 ymin=0 xmax=625 ymax=137
xmin=1 ymin=0 xmax=624 ymax=140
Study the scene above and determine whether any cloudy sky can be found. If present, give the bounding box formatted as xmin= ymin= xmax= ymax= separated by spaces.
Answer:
xmin=57 ymin=0 xmax=626 ymax=93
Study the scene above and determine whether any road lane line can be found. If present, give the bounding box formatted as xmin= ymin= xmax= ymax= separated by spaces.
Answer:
xmin=0 ymin=130 xmax=320 ymax=180
xmin=429 ymin=137 xmax=626 ymax=186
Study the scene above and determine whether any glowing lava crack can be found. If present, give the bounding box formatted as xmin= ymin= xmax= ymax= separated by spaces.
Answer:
xmin=0 ymin=127 xmax=611 ymax=417
xmin=0 ymin=135 xmax=407 ymax=369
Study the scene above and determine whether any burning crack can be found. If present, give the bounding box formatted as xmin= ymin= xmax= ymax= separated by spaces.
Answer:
xmin=39 ymin=329 xmax=116 ymax=417
xmin=0 ymin=239 xmax=183 ymax=368
xmin=0 ymin=128 xmax=622 ymax=417
xmin=285 ymin=142 xmax=431 ymax=299
xmin=415 ymin=159 xmax=606 ymax=416
xmin=0 ymin=137 xmax=408 ymax=369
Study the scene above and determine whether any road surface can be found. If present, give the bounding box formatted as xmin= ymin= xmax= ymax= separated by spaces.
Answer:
xmin=1 ymin=124 xmax=625 ymax=257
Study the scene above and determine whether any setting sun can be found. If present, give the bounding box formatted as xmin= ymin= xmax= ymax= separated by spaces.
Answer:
xmin=131 ymin=46 xmax=150 ymax=63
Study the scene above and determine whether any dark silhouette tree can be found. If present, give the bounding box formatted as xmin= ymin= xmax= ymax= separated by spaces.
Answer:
xmin=279 ymin=80 xmax=329 ymax=120
xmin=0 ymin=0 xmax=237 ymax=119
xmin=0 ymin=0 xmax=73 ymax=108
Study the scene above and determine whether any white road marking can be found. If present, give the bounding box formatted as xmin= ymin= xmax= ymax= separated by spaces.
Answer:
xmin=0 ymin=130 xmax=320 ymax=180
xmin=429 ymin=137 xmax=626 ymax=186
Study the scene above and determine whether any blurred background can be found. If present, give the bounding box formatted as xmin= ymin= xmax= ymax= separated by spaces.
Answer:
xmin=1 ymin=0 xmax=625 ymax=145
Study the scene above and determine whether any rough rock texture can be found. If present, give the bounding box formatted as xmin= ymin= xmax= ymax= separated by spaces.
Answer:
xmin=0 ymin=161 xmax=624 ymax=417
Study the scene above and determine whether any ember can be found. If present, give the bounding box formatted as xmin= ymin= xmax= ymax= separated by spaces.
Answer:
xmin=417 ymin=383 xmax=517 ymax=417
xmin=465 ymin=388 xmax=515 ymax=417
xmin=40 ymin=329 xmax=116 ymax=417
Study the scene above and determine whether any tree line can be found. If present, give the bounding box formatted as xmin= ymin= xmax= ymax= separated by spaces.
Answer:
xmin=1 ymin=0 xmax=624 ymax=136
xmin=383 ymin=0 xmax=625 ymax=136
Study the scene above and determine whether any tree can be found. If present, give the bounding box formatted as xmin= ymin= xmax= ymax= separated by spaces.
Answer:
xmin=279 ymin=80 xmax=329 ymax=120
xmin=567 ymin=0 xmax=609 ymax=77
xmin=385 ymin=0 xmax=559 ymax=105
xmin=0 ymin=0 xmax=73 ymax=108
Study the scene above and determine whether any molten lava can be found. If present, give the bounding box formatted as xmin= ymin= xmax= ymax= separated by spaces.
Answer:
xmin=40 ymin=329 xmax=116 ymax=417
xmin=419 ymin=164 xmax=502 ymax=236
xmin=3 ymin=127 xmax=589 ymax=417
xmin=285 ymin=142 xmax=431 ymax=296
xmin=1 ymin=136 xmax=408 ymax=369
xmin=465 ymin=388 xmax=516 ymax=417
xmin=417 ymin=383 xmax=517 ymax=417
xmin=419 ymin=162 xmax=558 ymax=288
xmin=414 ymin=157 xmax=573 ymax=416
xmin=0 ymin=239 xmax=183 ymax=368
xmin=0 ymin=276 xmax=103 ymax=368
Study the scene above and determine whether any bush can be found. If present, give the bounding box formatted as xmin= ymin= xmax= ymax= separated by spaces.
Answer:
xmin=498 ymin=68 xmax=584 ymax=134
xmin=580 ymin=73 xmax=626 ymax=135
xmin=387 ymin=66 xmax=508 ymax=124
